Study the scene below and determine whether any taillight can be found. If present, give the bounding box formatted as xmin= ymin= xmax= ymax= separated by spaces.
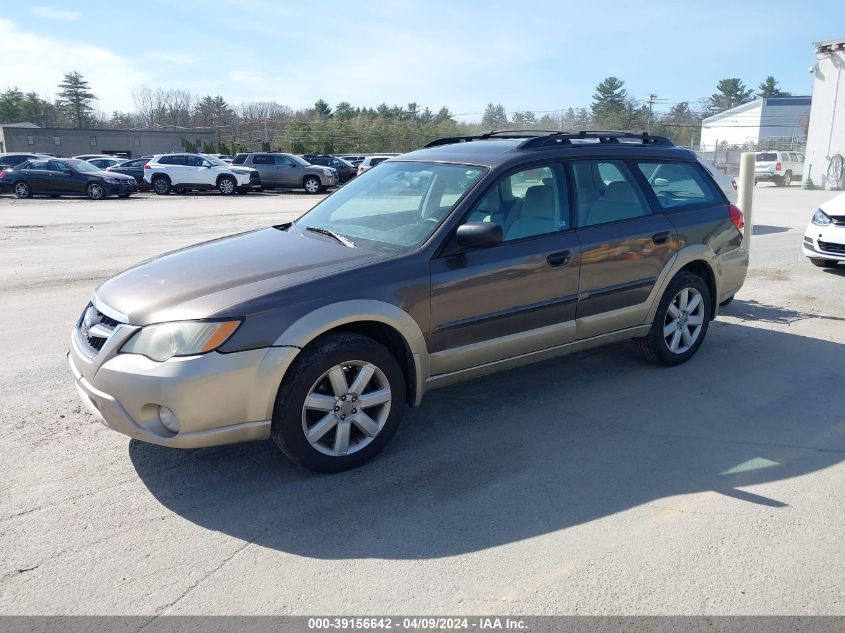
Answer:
xmin=728 ymin=203 xmax=745 ymax=231
xmin=775 ymin=162 xmax=781 ymax=171
xmin=106 ymin=167 xmax=113 ymax=171
xmin=357 ymin=166 xmax=364 ymax=174
xmin=143 ymin=164 xmax=151 ymax=169
xmin=0 ymin=171 xmax=6 ymax=179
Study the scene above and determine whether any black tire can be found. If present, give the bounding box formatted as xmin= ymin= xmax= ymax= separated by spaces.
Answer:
xmin=303 ymin=175 xmax=322 ymax=194
xmin=217 ymin=176 xmax=237 ymax=195
xmin=152 ymin=176 xmax=171 ymax=195
xmin=14 ymin=182 xmax=32 ymax=199
xmin=271 ymin=333 xmax=406 ymax=473
xmin=87 ymin=182 xmax=106 ymax=200
xmin=719 ymin=295 xmax=735 ymax=307
xmin=783 ymin=171 xmax=792 ymax=186
xmin=638 ymin=271 xmax=712 ymax=366
xmin=809 ymin=258 xmax=839 ymax=268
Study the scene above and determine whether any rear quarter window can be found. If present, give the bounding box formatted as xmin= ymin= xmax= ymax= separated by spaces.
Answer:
xmin=637 ymin=161 xmax=723 ymax=211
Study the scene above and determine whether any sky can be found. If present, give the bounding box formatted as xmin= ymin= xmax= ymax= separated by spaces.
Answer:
xmin=1 ymin=0 xmax=842 ymax=122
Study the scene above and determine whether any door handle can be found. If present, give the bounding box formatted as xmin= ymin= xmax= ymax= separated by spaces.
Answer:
xmin=652 ymin=231 xmax=670 ymax=245
xmin=546 ymin=250 xmax=572 ymax=267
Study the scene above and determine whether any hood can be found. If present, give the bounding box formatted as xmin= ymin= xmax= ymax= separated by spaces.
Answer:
xmin=821 ymin=190 xmax=845 ymax=217
xmin=95 ymin=226 xmax=387 ymax=324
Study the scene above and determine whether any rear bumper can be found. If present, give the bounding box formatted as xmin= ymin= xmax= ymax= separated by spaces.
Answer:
xmin=68 ymin=328 xmax=300 ymax=448
xmin=754 ymin=172 xmax=778 ymax=181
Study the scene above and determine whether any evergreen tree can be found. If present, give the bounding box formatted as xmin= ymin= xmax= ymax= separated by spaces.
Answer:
xmin=758 ymin=76 xmax=791 ymax=97
xmin=313 ymin=99 xmax=332 ymax=120
xmin=481 ymin=102 xmax=508 ymax=129
xmin=57 ymin=71 xmax=97 ymax=128
xmin=707 ymin=78 xmax=754 ymax=115
xmin=591 ymin=77 xmax=629 ymax=126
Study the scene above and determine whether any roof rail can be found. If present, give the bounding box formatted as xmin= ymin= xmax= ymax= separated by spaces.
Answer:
xmin=423 ymin=130 xmax=674 ymax=150
xmin=518 ymin=130 xmax=674 ymax=149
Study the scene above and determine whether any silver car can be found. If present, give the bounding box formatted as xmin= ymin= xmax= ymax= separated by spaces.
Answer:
xmin=232 ymin=152 xmax=338 ymax=193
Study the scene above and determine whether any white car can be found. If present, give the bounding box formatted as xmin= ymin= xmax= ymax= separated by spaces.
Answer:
xmin=803 ymin=191 xmax=845 ymax=268
xmin=143 ymin=153 xmax=259 ymax=195
xmin=755 ymin=150 xmax=804 ymax=187
xmin=696 ymin=156 xmax=738 ymax=204
xmin=356 ymin=155 xmax=393 ymax=176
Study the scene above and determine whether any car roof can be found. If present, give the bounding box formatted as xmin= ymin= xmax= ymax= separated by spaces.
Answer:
xmin=395 ymin=136 xmax=696 ymax=169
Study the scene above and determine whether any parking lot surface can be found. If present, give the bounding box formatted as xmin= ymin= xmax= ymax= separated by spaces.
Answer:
xmin=1 ymin=186 xmax=844 ymax=615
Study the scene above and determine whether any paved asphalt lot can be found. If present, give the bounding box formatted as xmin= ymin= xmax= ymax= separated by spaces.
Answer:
xmin=1 ymin=185 xmax=843 ymax=615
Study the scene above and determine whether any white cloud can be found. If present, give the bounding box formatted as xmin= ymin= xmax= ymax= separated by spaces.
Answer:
xmin=31 ymin=5 xmax=81 ymax=21
xmin=0 ymin=19 xmax=148 ymax=112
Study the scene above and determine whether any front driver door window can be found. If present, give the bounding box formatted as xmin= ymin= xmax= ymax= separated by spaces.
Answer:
xmin=428 ymin=163 xmax=581 ymax=375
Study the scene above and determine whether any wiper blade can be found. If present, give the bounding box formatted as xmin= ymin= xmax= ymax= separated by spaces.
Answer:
xmin=305 ymin=226 xmax=355 ymax=248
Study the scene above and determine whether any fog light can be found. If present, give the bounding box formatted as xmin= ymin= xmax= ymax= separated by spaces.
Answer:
xmin=157 ymin=406 xmax=180 ymax=433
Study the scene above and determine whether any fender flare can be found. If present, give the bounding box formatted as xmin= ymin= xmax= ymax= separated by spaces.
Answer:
xmin=643 ymin=245 xmax=722 ymax=324
xmin=272 ymin=300 xmax=429 ymax=406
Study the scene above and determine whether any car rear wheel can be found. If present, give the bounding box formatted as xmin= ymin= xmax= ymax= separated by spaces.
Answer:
xmin=87 ymin=183 xmax=105 ymax=200
xmin=303 ymin=176 xmax=322 ymax=194
xmin=217 ymin=176 xmax=236 ymax=195
xmin=14 ymin=182 xmax=32 ymax=199
xmin=639 ymin=271 xmax=712 ymax=366
xmin=783 ymin=171 xmax=792 ymax=186
xmin=809 ymin=258 xmax=839 ymax=268
xmin=152 ymin=176 xmax=171 ymax=195
xmin=271 ymin=333 xmax=406 ymax=473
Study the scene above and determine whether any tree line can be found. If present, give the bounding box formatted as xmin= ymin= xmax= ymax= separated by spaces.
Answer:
xmin=0 ymin=71 xmax=793 ymax=154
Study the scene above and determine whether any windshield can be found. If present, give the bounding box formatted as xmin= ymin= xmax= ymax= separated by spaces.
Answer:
xmin=66 ymin=159 xmax=101 ymax=172
xmin=756 ymin=153 xmax=777 ymax=162
xmin=202 ymin=155 xmax=228 ymax=166
xmin=296 ymin=161 xmax=486 ymax=249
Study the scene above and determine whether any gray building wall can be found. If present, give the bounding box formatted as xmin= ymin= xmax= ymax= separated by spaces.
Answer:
xmin=803 ymin=39 xmax=845 ymax=189
xmin=0 ymin=125 xmax=216 ymax=158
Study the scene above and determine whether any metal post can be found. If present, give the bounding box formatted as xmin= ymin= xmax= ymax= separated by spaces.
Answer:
xmin=738 ymin=152 xmax=755 ymax=251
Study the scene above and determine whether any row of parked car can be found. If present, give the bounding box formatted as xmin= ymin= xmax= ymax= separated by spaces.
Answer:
xmin=0 ymin=151 xmax=401 ymax=200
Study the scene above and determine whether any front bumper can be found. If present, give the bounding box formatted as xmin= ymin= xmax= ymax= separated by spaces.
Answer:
xmin=319 ymin=174 xmax=339 ymax=187
xmin=803 ymin=225 xmax=845 ymax=261
xmin=105 ymin=180 xmax=138 ymax=195
xmin=68 ymin=326 xmax=300 ymax=448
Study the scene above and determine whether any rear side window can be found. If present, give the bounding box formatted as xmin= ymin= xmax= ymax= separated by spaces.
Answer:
xmin=637 ymin=162 xmax=722 ymax=210
xmin=789 ymin=153 xmax=798 ymax=162
xmin=159 ymin=155 xmax=187 ymax=166
xmin=570 ymin=160 xmax=651 ymax=227
xmin=27 ymin=160 xmax=50 ymax=170
xmin=309 ymin=157 xmax=328 ymax=166
xmin=252 ymin=154 xmax=275 ymax=165
xmin=232 ymin=154 xmax=247 ymax=165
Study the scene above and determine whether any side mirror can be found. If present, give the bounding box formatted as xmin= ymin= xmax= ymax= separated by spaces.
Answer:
xmin=456 ymin=222 xmax=503 ymax=250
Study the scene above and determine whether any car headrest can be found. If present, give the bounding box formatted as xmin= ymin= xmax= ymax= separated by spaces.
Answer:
xmin=476 ymin=187 xmax=500 ymax=214
xmin=604 ymin=180 xmax=635 ymax=204
xmin=522 ymin=185 xmax=555 ymax=219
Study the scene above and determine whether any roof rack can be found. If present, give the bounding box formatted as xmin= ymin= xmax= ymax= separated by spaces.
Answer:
xmin=423 ymin=130 xmax=674 ymax=149
xmin=518 ymin=130 xmax=674 ymax=149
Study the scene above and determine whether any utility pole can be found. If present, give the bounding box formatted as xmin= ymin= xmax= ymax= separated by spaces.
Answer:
xmin=647 ymin=93 xmax=658 ymax=134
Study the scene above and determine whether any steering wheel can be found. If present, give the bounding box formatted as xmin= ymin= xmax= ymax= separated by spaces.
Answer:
xmin=422 ymin=217 xmax=440 ymax=226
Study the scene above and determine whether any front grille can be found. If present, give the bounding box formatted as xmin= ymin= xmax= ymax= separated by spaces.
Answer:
xmin=249 ymin=171 xmax=260 ymax=181
xmin=77 ymin=303 xmax=125 ymax=355
xmin=830 ymin=215 xmax=845 ymax=225
xmin=818 ymin=239 xmax=845 ymax=255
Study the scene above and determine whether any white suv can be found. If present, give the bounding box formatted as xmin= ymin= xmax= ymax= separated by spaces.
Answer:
xmin=144 ymin=153 xmax=260 ymax=195
xmin=755 ymin=150 xmax=804 ymax=187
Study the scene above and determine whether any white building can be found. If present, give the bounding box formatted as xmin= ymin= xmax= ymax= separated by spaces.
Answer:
xmin=700 ymin=96 xmax=811 ymax=151
xmin=803 ymin=37 xmax=845 ymax=189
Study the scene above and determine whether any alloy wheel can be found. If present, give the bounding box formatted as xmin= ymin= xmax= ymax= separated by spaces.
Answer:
xmin=301 ymin=360 xmax=391 ymax=457
xmin=88 ymin=183 xmax=104 ymax=200
xmin=15 ymin=183 xmax=30 ymax=198
xmin=218 ymin=178 xmax=235 ymax=194
xmin=663 ymin=287 xmax=705 ymax=354
xmin=304 ymin=177 xmax=320 ymax=193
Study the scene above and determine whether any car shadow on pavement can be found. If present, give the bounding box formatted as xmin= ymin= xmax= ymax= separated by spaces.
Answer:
xmin=130 ymin=320 xmax=845 ymax=559
xmin=751 ymin=224 xmax=790 ymax=236
xmin=722 ymin=298 xmax=845 ymax=324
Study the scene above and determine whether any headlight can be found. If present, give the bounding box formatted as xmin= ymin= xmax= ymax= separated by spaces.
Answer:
xmin=812 ymin=209 xmax=832 ymax=226
xmin=121 ymin=320 xmax=241 ymax=362
xmin=322 ymin=168 xmax=333 ymax=176
xmin=104 ymin=177 xmax=119 ymax=184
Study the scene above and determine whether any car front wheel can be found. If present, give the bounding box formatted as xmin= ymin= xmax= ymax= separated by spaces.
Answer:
xmin=217 ymin=176 xmax=236 ymax=195
xmin=271 ymin=333 xmax=406 ymax=473
xmin=87 ymin=182 xmax=105 ymax=200
xmin=639 ymin=271 xmax=712 ymax=366
xmin=303 ymin=176 xmax=322 ymax=194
